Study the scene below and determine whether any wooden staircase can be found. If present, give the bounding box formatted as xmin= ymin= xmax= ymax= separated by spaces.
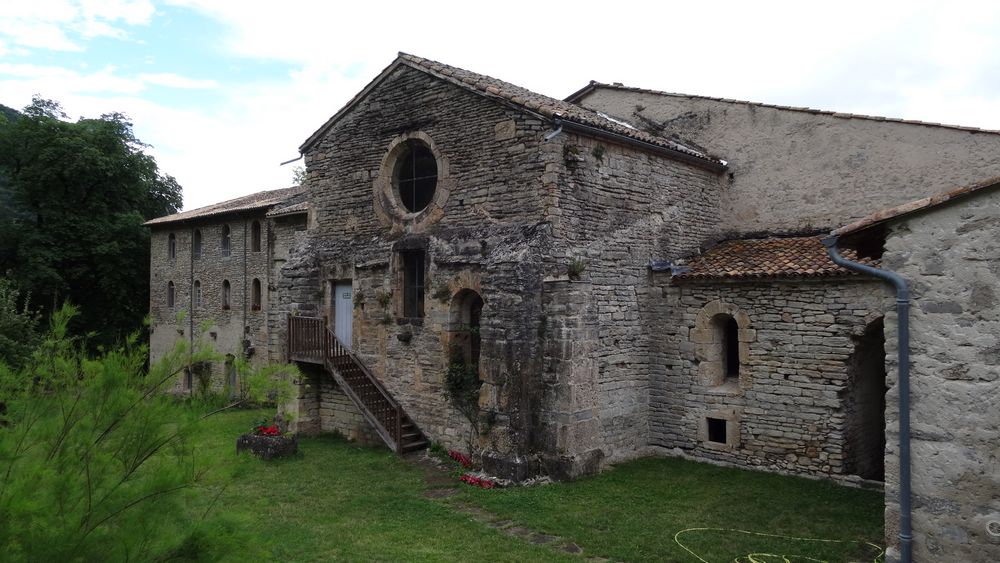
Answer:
xmin=288 ymin=315 xmax=428 ymax=454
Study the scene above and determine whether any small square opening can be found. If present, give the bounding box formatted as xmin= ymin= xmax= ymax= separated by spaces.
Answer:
xmin=707 ymin=417 xmax=727 ymax=444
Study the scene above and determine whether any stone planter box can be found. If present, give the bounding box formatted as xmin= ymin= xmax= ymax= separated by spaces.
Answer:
xmin=236 ymin=433 xmax=299 ymax=460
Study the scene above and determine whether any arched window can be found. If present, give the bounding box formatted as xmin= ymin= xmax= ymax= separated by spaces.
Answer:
xmin=193 ymin=229 xmax=202 ymax=259
xmin=222 ymin=280 xmax=231 ymax=310
xmin=168 ymin=233 xmax=176 ymax=259
xmin=221 ymin=225 xmax=231 ymax=257
xmin=251 ymin=278 xmax=262 ymax=311
xmin=193 ymin=280 xmax=202 ymax=308
xmin=251 ymin=221 xmax=262 ymax=253
xmin=167 ymin=281 xmax=175 ymax=308
xmin=690 ymin=300 xmax=755 ymax=388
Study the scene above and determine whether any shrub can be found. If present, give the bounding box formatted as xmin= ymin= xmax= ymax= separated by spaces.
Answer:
xmin=0 ymin=305 xmax=219 ymax=560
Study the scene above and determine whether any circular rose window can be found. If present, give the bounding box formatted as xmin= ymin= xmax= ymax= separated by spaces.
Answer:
xmin=393 ymin=140 xmax=438 ymax=213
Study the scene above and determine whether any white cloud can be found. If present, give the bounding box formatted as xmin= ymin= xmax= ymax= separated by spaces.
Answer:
xmin=0 ymin=0 xmax=154 ymax=51
xmin=138 ymin=72 xmax=218 ymax=89
xmin=8 ymin=0 xmax=1000 ymax=211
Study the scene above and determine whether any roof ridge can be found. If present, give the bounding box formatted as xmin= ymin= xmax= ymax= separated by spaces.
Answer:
xmin=302 ymin=53 xmax=722 ymax=169
xmin=146 ymin=185 xmax=305 ymax=226
xmin=569 ymin=82 xmax=1000 ymax=135
xmin=395 ymin=54 xmax=721 ymax=165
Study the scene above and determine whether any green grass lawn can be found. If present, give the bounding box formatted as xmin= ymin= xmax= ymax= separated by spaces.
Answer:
xmin=186 ymin=409 xmax=884 ymax=562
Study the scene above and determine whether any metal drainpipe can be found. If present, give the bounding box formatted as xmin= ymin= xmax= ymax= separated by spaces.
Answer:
xmin=821 ymin=235 xmax=912 ymax=563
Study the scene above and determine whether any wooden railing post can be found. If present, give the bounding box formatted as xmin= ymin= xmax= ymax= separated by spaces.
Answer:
xmin=396 ymin=408 xmax=402 ymax=454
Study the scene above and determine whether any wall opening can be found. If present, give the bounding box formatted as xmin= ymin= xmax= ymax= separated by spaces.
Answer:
xmin=845 ymin=317 xmax=887 ymax=481
xmin=691 ymin=301 xmax=753 ymax=388
xmin=723 ymin=316 xmax=739 ymax=378
xmin=251 ymin=278 xmax=262 ymax=311
xmin=393 ymin=140 xmax=437 ymax=213
xmin=168 ymin=233 xmax=176 ymax=259
xmin=193 ymin=229 xmax=202 ymax=259
xmin=449 ymin=289 xmax=485 ymax=370
xmin=194 ymin=280 xmax=202 ymax=308
xmin=251 ymin=221 xmax=262 ymax=252
xmin=707 ymin=417 xmax=727 ymax=444
xmin=222 ymin=279 xmax=231 ymax=310
xmin=167 ymin=281 xmax=175 ymax=308
xmin=400 ymin=250 xmax=426 ymax=318
xmin=222 ymin=225 xmax=231 ymax=257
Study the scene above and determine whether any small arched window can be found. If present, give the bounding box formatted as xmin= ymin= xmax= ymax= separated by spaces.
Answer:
xmin=251 ymin=278 xmax=262 ymax=311
xmin=222 ymin=225 xmax=231 ymax=257
xmin=251 ymin=221 xmax=262 ymax=253
xmin=222 ymin=280 xmax=231 ymax=310
xmin=193 ymin=229 xmax=202 ymax=259
xmin=167 ymin=281 xmax=175 ymax=308
xmin=168 ymin=233 xmax=176 ymax=259
xmin=193 ymin=280 xmax=202 ymax=308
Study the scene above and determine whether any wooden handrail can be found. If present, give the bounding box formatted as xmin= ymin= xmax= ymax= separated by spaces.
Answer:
xmin=289 ymin=315 xmax=419 ymax=454
xmin=325 ymin=327 xmax=401 ymax=413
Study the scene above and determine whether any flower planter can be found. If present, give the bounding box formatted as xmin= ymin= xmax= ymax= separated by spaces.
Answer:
xmin=236 ymin=433 xmax=298 ymax=460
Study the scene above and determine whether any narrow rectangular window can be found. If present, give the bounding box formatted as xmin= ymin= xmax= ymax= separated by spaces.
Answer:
xmin=193 ymin=229 xmax=202 ymax=259
xmin=251 ymin=221 xmax=262 ymax=252
xmin=222 ymin=225 xmax=231 ymax=257
xmin=401 ymin=250 xmax=425 ymax=318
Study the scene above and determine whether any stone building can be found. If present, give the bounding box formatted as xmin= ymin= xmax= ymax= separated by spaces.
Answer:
xmin=147 ymin=186 xmax=307 ymax=393
xmin=149 ymin=53 xmax=1000 ymax=561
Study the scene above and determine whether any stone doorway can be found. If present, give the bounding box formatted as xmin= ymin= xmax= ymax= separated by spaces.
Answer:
xmin=845 ymin=317 xmax=887 ymax=481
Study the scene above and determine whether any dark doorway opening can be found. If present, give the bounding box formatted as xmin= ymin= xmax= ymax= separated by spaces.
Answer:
xmin=845 ymin=317 xmax=887 ymax=481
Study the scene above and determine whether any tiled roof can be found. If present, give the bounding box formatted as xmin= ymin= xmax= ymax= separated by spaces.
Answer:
xmin=266 ymin=200 xmax=308 ymax=217
xmin=301 ymin=54 xmax=723 ymax=169
xmin=674 ymin=236 xmax=875 ymax=281
xmin=832 ymin=175 xmax=1000 ymax=237
xmin=145 ymin=186 xmax=305 ymax=226
xmin=566 ymin=81 xmax=1000 ymax=136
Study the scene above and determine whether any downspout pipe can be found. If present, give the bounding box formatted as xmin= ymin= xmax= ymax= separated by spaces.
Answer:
xmin=821 ymin=235 xmax=911 ymax=563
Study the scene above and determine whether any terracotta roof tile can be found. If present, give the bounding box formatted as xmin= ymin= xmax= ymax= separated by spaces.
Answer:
xmin=674 ymin=236 xmax=875 ymax=281
xmin=145 ymin=186 xmax=305 ymax=226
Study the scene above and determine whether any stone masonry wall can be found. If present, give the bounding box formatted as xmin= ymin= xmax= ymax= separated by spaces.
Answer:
xmin=150 ymin=214 xmax=275 ymax=393
xmin=542 ymin=131 xmax=724 ymax=463
xmin=879 ymin=188 xmax=1000 ymax=562
xmin=276 ymin=65 xmax=555 ymax=476
xmin=574 ymin=87 xmax=1000 ymax=234
xmin=651 ymin=277 xmax=889 ymax=480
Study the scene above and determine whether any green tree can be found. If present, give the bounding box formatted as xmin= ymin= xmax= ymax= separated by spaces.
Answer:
xmin=0 ymin=97 xmax=182 ymax=348
xmin=0 ymin=277 xmax=40 ymax=370
xmin=0 ymin=305 xmax=213 ymax=560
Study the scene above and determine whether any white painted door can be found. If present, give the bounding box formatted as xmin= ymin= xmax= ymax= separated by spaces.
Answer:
xmin=334 ymin=281 xmax=353 ymax=349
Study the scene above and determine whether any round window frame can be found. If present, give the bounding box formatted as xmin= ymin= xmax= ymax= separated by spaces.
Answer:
xmin=374 ymin=132 xmax=452 ymax=230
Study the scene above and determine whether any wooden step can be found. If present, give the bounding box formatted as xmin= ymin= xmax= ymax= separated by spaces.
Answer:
xmin=402 ymin=439 xmax=428 ymax=453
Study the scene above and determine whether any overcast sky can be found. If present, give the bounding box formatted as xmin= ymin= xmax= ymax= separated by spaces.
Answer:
xmin=2 ymin=0 xmax=1000 ymax=211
